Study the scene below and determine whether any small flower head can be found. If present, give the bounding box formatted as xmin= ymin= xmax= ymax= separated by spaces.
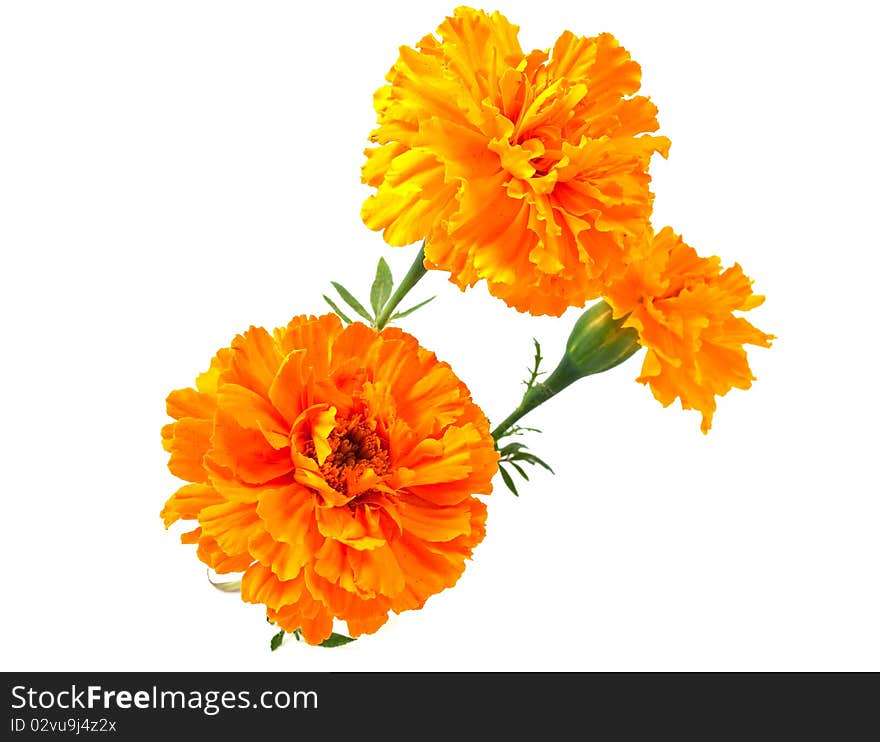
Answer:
xmin=605 ymin=227 xmax=774 ymax=432
xmin=161 ymin=314 xmax=498 ymax=643
xmin=362 ymin=6 xmax=669 ymax=317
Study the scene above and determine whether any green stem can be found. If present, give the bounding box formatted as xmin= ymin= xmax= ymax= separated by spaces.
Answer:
xmin=375 ymin=240 xmax=428 ymax=330
xmin=491 ymin=358 xmax=578 ymax=441
xmin=490 ymin=301 xmax=642 ymax=442
xmin=490 ymin=403 xmax=535 ymax=444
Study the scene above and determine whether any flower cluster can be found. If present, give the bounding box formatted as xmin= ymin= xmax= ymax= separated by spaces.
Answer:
xmin=361 ymin=6 xmax=772 ymax=433
xmin=162 ymin=6 xmax=772 ymax=647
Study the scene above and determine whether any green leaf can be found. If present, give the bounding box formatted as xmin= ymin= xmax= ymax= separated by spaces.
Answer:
xmin=319 ymin=632 xmax=356 ymax=648
xmin=499 ymin=442 xmax=527 ymax=456
xmin=494 ymin=425 xmax=541 ymax=443
xmin=323 ymin=295 xmax=353 ymax=324
xmin=370 ymin=258 xmax=394 ymax=316
xmin=523 ymin=338 xmax=545 ymax=390
xmin=514 ymin=452 xmax=555 ymax=474
xmin=330 ymin=282 xmax=373 ymax=323
xmin=509 ymin=426 xmax=542 ymax=436
xmin=270 ymin=630 xmax=285 ymax=651
xmin=389 ymin=295 xmax=436 ymax=320
xmin=510 ymin=461 xmax=529 ymax=481
xmin=499 ymin=466 xmax=519 ymax=496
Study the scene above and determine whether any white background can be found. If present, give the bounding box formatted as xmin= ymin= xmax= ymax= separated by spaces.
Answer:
xmin=2 ymin=0 xmax=877 ymax=671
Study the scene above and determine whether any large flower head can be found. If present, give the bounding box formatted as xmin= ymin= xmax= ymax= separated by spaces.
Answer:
xmin=604 ymin=227 xmax=774 ymax=433
xmin=362 ymin=6 xmax=670 ymax=317
xmin=161 ymin=313 xmax=498 ymax=644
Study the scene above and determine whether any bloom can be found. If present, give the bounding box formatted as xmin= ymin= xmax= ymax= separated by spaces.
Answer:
xmin=604 ymin=227 xmax=774 ymax=433
xmin=362 ymin=6 xmax=669 ymax=317
xmin=161 ymin=313 xmax=497 ymax=644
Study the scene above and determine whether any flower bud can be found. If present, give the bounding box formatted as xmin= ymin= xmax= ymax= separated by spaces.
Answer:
xmin=491 ymin=301 xmax=642 ymax=440
xmin=563 ymin=301 xmax=641 ymax=377
xmin=540 ymin=301 xmax=641 ymax=399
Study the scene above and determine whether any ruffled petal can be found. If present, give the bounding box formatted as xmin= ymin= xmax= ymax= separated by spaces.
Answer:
xmin=606 ymin=228 xmax=774 ymax=432
xmin=361 ymin=9 xmax=667 ymax=316
xmin=162 ymin=315 xmax=496 ymax=644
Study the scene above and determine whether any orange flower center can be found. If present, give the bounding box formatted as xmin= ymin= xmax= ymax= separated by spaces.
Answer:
xmin=304 ymin=414 xmax=389 ymax=495
xmin=526 ymin=126 xmax=566 ymax=177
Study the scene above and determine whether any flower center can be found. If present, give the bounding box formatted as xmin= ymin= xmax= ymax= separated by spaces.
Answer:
xmin=305 ymin=414 xmax=389 ymax=495
xmin=526 ymin=126 xmax=566 ymax=177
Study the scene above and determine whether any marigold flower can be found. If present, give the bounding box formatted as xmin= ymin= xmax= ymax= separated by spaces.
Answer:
xmin=604 ymin=227 xmax=774 ymax=433
xmin=160 ymin=313 xmax=498 ymax=644
xmin=361 ymin=6 xmax=670 ymax=317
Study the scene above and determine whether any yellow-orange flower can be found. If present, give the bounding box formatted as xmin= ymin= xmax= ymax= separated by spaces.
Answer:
xmin=362 ymin=6 xmax=669 ymax=317
xmin=604 ymin=227 xmax=774 ymax=433
xmin=161 ymin=313 xmax=498 ymax=644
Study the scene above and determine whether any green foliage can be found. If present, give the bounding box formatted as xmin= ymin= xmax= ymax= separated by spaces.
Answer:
xmin=523 ymin=338 xmax=546 ymax=391
xmin=494 ymin=341 xmax=555 ymax=496
xmin=266 ymin=624 xmax=355 ymax=650
xmin=389 ymin=295 xmax=435 ymax=320
xmin=496 ymin=437 xmax=554 ymax=496
xmin=498 ymin=465 xmax=518 ymax=496
xmin=324 ymin=255 xmax=434 ymax=329
xmin=319 ymin=633 xmax=356 ymax=648
xmin=370 ymin=258 xmax=393 ymax=315
xmin=270 ymin=630 xmax=285 ymax=651
xmin=330 ymin=281 xmax=373 ymax=322
xmin=322 ymin=294 xmax=353 ymax=324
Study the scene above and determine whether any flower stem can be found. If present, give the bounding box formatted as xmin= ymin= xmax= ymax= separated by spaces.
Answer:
xmin=491 ymin=358 xmax=578 ymax=441
xmin=375 ymin=240 xmax=428 ymax=330
xmin=491 ymin=301 xmax=642 ymax=442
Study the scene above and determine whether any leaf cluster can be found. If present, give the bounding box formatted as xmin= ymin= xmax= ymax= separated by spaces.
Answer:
xmin=493 ymin=338 xmax=554 ymax=495
xmin=323 ymin=257 xmax=434 ymax=330
xmin=496 ymin=437 xmax=554 ymax=496
xmin=267 ymin=619 xmax=356 ymax=651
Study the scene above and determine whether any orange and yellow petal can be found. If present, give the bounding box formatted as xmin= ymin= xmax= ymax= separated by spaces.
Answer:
xmin=606 ymin=227 xmax=774 ymax=432
xmin=362 ymin=7 xmax=668 ymax=316
xmin=162 ymin=314 xmax=496 ymax=644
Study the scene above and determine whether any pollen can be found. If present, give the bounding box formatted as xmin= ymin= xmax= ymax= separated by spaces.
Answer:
xmin=305 ymin=414 xmax=390 ymax=495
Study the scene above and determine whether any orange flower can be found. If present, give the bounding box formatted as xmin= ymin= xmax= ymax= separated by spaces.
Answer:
xmin=604 ymin=227 xmax=774 ymax=433
xmin=361 ymin=6 xmax=669 ymax=317
xmin=161 ymin=313 xmax=497 ymax=644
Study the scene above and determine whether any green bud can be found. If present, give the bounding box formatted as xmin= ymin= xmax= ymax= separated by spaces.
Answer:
xmin=491 ymin=301 xmax=643 ymax=441
xmin=536 ymin=301 xmax=641 ymax=402
xmin=561 ymin=300 xmax=641 ymax=379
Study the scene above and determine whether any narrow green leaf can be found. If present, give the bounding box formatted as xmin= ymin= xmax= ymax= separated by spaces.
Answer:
xmin=499 ymin=442 xmax=527 ymax=456
xmin=331 ymin=282 xmax=373 ymax=322
xmin=389 ymin=295 xmax=436 ymax=320
xmin=499 ymin=466 xmax=519 ymax=496
xmin=319 ymin=632 xmax=356 ymax=648
xmin=370 ymin=258 xmax=394 ymax=316
xmin=270 ymin=630 xmax=285 ymax=651
xmin=514 ymin=452 xmax=555 ymax=474
xmin=510 ymin=461 xmax=529 ymax=481
xmin=523 ymin=337 xmax=545 ymax=390
xmin=494 ymin=425 xmax=541 ymax=441
xmin=323 ymin=295 xmax=353 ymax=324
xmin=293 ymin=629 xmax=303 ymax=642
